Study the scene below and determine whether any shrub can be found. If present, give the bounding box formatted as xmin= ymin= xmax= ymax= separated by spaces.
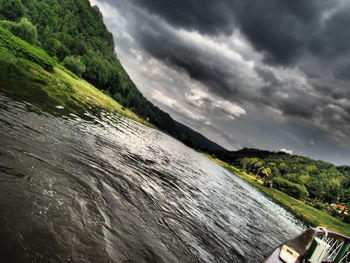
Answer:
xmin=63 ymin=56 xmax=86 ymax=77
xmin=0 ymin=0 xmax=25 ymax=21
xmin=331 ymin=209 xmax=340 ymax=217
xmin=343 ymin=215 xmax=350 ymax=224
xmin=273 ymin=177 xmax=309 ymax=199
xmin=44 ymin=37 xmax=67 ymax=60
xmin=0 ymin=17 xmax=38 ymax=44
xmin=0 ymin=27 xmax=55 ymax=71
xmin=313 ymin=202 xmax=324 ymax=210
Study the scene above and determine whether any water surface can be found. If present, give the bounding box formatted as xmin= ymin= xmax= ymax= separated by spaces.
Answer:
xmin=0 ymin=92 xmax=305 ymax=262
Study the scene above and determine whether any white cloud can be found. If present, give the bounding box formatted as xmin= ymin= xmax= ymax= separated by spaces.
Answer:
xmin=279 ymin=148 xmax=293 ymax=155
xmin=152 ymin=90 xmax=206 ymax=121
xmin=185 ymin=88 xmax=246 ymax=119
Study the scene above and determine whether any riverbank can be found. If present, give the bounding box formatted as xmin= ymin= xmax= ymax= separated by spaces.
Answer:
xmin=202 ymin=153 xmax=350 ymax=237
xmin=0 ymin=27 xmax=152 ymax=127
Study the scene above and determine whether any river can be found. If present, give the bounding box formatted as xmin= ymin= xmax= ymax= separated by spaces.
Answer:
xmin=0 ymin=91 xmax=305 ymax=262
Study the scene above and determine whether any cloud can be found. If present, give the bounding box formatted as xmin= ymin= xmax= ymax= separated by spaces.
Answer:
xmin=103 ymin=0 xmax=338 ymax=65
xmin=151 ymin=89 xmax=206 ymax=121
xmin=185 ymin=88 xmax=246 ymax=120
xmin=310 ymin=139 xmax=315 ymax=146
xmin=91 ymin=0 xmax=350 ymax=164
xmin=280 ymin=148 xmax=293 ymax=155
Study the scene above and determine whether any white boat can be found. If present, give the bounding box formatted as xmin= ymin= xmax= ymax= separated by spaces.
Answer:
xmin=264 ymin=227 xmax=350 ymax=263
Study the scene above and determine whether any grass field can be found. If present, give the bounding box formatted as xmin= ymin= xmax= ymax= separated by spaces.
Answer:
xmin=202 ymin=153 xmax=350 ymax=237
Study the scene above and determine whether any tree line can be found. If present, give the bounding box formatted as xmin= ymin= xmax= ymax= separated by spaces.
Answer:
xmin=214 ymin=148 xmax=350 ymax=221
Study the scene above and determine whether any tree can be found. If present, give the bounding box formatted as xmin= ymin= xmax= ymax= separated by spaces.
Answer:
xmin=258 ymin=167 xmax=272 ymax=186
xmin=253 ymin=160 xmax=264 ymax=174
xmin=307 ymin=165 xmax=318 ymax=174
xmin=239 ymin=157 xmax=250 ymax=170
xmin=243 ymin=158 xmax=262 ymax=173
xmin=271 ymin=167 xmax=281 ymax=177
xmin=279 ymin=162 xmax=290 ymax=175
xmin=273 ymin=177 xmax=309 ymax=199
xmin=63 ymin=56 xmax=86 ymax=77
xmin=44 ymin=37 xmax=67 ymax=59
xmin=259 ymin=167 xmax=272 ymax=178
xmin=0 ymin=0 xmax=25 ymax=21
xmin=0 ymin=18 xmax=38 ymax=44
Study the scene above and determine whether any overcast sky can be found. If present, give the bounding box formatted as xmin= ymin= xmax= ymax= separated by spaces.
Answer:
xmin=90 ymin=0 xmax=350 ymax=165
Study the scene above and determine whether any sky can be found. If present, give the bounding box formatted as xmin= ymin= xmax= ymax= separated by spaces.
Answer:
xmin=89 ymin=0 xmax=350 ymax=165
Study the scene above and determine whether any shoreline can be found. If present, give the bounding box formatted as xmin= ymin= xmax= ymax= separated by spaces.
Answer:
xmin=0 ymin=27 xmax=153 ymax=129
xmin=202 ymin=153 xmax=350 ymax=237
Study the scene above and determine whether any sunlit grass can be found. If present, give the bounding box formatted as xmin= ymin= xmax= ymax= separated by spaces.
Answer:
xmin=53 ymin=67 xmax=153 ymax=126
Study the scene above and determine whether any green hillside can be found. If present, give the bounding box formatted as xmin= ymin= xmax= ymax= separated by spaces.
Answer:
xmin=203 ymin=154 xmax=350 ymax=236
xmin=212 ymin=148 xmax=350 ymax=225
xmin=0 ymin=26 xmax=151 ymax=126
xmin=0 ymin=0 xmax=224 ymax=152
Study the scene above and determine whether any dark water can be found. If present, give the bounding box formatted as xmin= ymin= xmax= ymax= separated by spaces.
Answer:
xmin=0 ymin=92 xmax=305 ymax=262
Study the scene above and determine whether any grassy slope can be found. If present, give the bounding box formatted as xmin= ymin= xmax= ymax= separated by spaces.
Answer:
xmin=202 ymin=153 xmax=350 ymax=237
xmin=0 ymin=27 xmax=152 ymax=127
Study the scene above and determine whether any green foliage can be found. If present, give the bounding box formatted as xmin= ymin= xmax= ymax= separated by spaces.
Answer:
xmin=342 ymin=189 xmax=350 ymax=204
xmin=63 ymin=56 xmax=86 ymax=77
xmin=0 ymin=50 xmax=151 ymax=135
xmin=313 ymin=202 xmax=324 ymax=210
xmin=43 ymin=37 xmax=67 ymax=59
xmin=0 ymin=0 xmax=25 ymax=21
xmin=0 ymin=17 xmax=38 ymax=44
xmin=343 ymin=215 xmax=350 ymax=224
xmin=259 ymin=167 xmax=271 ymax=178
xmin=205 ymin=154 xmax=350 ymax=236
xmin=0 ymin=27 xmax=55 ymax=71
xmin=273 ymin=177 xmax=309 ymax=199
xmin=216 ymin=148 xmax=350 ymax=208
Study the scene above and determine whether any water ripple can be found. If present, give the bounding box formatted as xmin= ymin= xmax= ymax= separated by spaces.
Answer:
xmin=0 ymin=92 xmax=305 ymax=262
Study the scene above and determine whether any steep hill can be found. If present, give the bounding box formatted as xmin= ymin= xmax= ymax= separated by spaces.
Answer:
xmin=0 ymin=0 xmax=224 ymax=152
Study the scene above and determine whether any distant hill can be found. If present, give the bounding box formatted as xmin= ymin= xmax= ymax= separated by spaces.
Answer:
xmin=214 ymin=148 xmax=290 ymax=161
xmin=174 ymin=120 xmax=225 ymax=151
xmin=0 ymin=0 xmax=224 ymax=152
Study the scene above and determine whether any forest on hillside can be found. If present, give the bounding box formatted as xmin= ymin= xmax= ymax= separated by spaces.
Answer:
xmin=0 ymin=0 xmax=223 ymax=152
xmin=214 ymin=148 xmax=350 ymax=222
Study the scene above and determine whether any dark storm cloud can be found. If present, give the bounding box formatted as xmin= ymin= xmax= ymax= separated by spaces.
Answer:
xmin=335 ymin=64 xmax=350 ymax=81
xmin=106 ymin=0 xmax=335 ymax=65
xmin=130 ymin=18 xmax=241 ymax=98
xmin=93 ymin=0 xmax=350 ymax=163
xmin=230 ymin=0 xmax=324 ymax=65
xmin=309 ymin=7 xmax=350 ymax=59
xmin=104 ymin=0 xmax=236 ymax=35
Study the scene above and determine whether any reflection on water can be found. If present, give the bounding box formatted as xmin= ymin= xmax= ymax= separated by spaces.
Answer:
xmin=0 ymin=92 xmax=305 ymax=262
